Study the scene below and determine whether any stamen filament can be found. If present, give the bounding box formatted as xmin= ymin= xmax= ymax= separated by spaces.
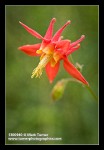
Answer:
xmin=31 ymin=54 xmax=52 ymax=78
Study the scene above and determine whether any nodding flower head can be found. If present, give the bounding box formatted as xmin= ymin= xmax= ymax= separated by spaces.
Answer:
xmin=18 ymin=18 xmax=88 ymax=85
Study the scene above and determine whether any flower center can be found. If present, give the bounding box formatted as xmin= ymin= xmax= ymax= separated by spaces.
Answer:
xmin=31 ymin=54 xmax=52 ymax=78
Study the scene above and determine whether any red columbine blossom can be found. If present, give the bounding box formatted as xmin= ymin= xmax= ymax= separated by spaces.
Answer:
xmin=18 ymin=18 xmax=88 ymax=85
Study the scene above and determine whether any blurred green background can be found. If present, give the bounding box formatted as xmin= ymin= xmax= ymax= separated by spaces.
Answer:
xmin=6 ymin=6 xmax=98 ymax=144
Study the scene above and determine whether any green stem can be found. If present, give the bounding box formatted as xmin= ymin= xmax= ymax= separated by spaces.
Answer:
xmin=84 ymin=85 xmax=98 ymax=101
xmin=64 ymin=78 xmax=98 ymax=101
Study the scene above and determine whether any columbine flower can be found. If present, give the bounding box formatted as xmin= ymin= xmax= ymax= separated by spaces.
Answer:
xmin=18 ymin=18 xmax=88 ymax=85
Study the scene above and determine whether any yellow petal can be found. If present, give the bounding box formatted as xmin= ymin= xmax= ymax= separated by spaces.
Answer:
xmin=53 ymin=52 xmax=61 ymax=62
xmin=36 ymin=49 xmax=42 ymax=54
xmin=42 ymin=44 xmax=54 ymax=55
xmin=50 ymin=58 xmax=57 ymax=67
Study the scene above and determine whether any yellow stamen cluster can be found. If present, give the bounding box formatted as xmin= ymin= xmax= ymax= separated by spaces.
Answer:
xmin=31 ymin=43 xmax=61 ymax=79
xmin=31 ymin=54 xmax=52 ymax=78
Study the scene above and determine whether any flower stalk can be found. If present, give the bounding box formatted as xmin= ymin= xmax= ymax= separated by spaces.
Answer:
xmin=84 ymin=85 xmax=98 ymax=101
xmin=51 ymin=78 xmax=98 ymax=101
xmin=51 ymin=54 xmax=97 ymax=102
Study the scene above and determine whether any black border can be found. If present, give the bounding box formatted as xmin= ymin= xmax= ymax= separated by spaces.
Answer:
xmin=1 ymin=1 xmax=103 ymax=149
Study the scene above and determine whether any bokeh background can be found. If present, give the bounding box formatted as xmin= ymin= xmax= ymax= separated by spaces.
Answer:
xmin=6 ymin=5 xmax=98 ymax=144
